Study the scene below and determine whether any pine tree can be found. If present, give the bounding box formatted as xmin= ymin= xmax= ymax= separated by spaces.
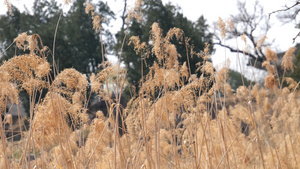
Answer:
xmin=115 ymin=0 xmax=213 ymax=92
xmin=0 ymin=0 xmax=115 ymax=74
xmin=0 ymin=5 xmax=31 ymax=60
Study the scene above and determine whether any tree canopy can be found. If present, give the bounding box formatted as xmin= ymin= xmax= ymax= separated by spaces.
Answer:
xmin=0 ymin=0 xmax=115 ymax=74
xmin=115 ymin=0 xmax=213 ymax=92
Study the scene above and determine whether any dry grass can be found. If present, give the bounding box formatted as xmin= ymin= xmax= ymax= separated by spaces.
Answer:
xmin=1 ymin=1 xmax=300 ymax=169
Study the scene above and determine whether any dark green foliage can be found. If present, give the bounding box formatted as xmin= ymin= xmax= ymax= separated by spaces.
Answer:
xmin=63 ymin=0 xmax=115 ymax=73
xmin=0 ymin=0 xmax=115 ymax=74
xmin=116 ymin=0 xmax=213 ymax=93
xmin=0 ymin=0 xmax=115 ymax=116
xmin=228 ymin=70 xmax=251 ymax=90
xmin=288 ymin=43 xmax=300 ymax=82
xmin=0 ymin=5 xmax=32 ymax=59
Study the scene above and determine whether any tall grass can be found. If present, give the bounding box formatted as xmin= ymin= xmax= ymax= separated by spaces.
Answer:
xmin=1 ymin=1 xmax=300 ymax=169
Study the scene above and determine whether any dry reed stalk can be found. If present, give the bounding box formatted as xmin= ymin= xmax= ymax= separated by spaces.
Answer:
xmin=2 ymin=1 xmax=300 ymax=168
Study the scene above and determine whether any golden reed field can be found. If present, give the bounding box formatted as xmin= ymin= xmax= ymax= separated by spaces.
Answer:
xmin=1 ymin=0 xmax=300 ymax=168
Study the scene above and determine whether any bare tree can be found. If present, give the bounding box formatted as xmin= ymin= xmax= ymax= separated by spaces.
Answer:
xmin=214 ymin=0 xmax=271 ymax=70
xmin=120 ymin=0 xmax=127 ymax=31
xmin=269 ymin=0 xmax=300 ymax=43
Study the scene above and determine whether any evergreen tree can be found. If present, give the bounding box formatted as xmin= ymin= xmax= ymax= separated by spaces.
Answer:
xmin=0 ymin=0 xmax=115 ymax=74
xmin=228 ymin=70 xmax=251 ymax=91
xmin=0 ymin=5 xmax=32 ymax=60
xmin=63 ymin=0 xmax=114 ymax=73
xmin=116 ymin=0 xmax=213 ymax=91
xmin=288 ymin=43 xmax=300 ymax=82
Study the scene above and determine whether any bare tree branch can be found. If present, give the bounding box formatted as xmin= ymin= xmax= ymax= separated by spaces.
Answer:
xmin=268 ymin=1 xmax=300 ymax=19
xmin=293 ymin=32 xmax=300 ymax=43
xmin=214 ymin=0 xmax=268 ymax=70
xmin=269 ymin=1 xmax=300 ymax=43
xmin=121 ymin=0 xmax=127 ymax=31
xmin=213 ymin=42 xmax=265 ymax=63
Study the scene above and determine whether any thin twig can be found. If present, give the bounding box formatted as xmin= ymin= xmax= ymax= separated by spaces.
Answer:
xmin=293 ymin=32 xmax=300 ymax=43
xmin=268 ymin=1 xmax=300 ymax=19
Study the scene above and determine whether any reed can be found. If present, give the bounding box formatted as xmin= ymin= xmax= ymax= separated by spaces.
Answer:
xmin=0 ymin=0 xmax=300 ymax=168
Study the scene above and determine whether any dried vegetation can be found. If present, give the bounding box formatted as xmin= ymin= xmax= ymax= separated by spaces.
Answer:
xmin=1 ymin=1 xmax=300 ymax=169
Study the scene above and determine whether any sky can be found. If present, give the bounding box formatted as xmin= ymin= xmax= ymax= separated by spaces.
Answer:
xmin=161 ymin=0 xmax=300 ymax=82
xmin=1 ymin=0 xmax=299 ymax=82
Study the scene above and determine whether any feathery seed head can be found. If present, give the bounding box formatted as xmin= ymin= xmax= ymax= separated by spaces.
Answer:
xmin=285 ymin=77 xmax=298 ymax=90
xmin=262 ymin=61 xmax=276 ymax=75
xmin=128 ymin=36 xmax=147 ymax=54
xmin=52 ymin=68 xmax=88 ymax=98
xmin=264 ymin=74 xmax=277 ymax=90
xmin=64 ymin=0 xmax=71 ymax=5
xmin=4 ymin=0 xmax=13 ymax=16
xmin=85 ymin=3 xmax=95 ymax=15
xmin=281 ymin=47 xmax=296 ymax=72
xmin=92 ymin=15 xmax=104 ymax=32
xmin=166 ymin=27 xmax=183 ymax=42
xmin=150 ymin=22 xmax=163 ymax=63
xmin=127 ymin=0 xmax=143 ymax=23
xmin=218 ymin=17 xmax=226 ymax=38
xmin=201 ymin=62 xmax=214 ymax=75
xmin=241 ymin=34 xmax=247 ymax=44
xmin=265 ymin=46 xmax=278 ymax=62
xmin=256 ymin=35 xmax=267 ymax=50
xmin=4 ymin=114 xmax=12 ymax=127
xmin=14 ymin=32 xmax=28 ymax=51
